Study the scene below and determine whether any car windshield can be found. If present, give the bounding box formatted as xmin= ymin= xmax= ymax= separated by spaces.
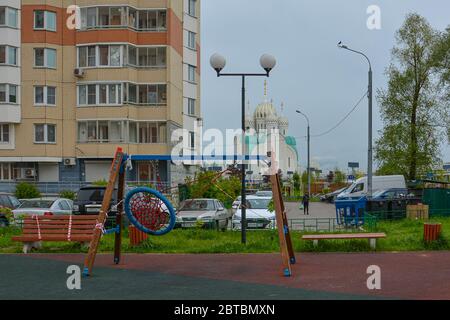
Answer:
xmin=19 ymin=200 xmax=54 ymax=209
xmin=244 ymin=198 xmax=271 ymax=209
xmin=180 ymin=200 xmax=215 ymax=211
xmin=77 ymin=189 xmax=117 ymax=202
xmin=372 ymin=190 xmax=386 ymax=197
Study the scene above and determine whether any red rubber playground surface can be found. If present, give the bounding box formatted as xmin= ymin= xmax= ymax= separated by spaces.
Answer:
xmin=1 ymin=251 xmax=450 ymax=300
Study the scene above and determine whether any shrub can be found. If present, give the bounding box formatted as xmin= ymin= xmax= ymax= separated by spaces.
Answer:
xmin=59 ymin=190 xmax=76 ymax=200
xmin=0 ymin=207 xmax=14 ymax=224
xmin=14 ymin=182 xmax=41 ymax=199
xmin=92 ymin=179 xmax=108 ymax=186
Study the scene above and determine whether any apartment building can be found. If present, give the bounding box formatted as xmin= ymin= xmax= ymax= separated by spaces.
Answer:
xmin=0 ymin=0 xmax=201 ymax=189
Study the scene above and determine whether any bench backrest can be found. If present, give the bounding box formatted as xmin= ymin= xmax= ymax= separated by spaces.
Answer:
xmin=21 ymin=215 xmax=98 ymax=240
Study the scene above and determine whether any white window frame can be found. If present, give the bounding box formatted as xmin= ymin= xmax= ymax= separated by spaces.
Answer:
xmin=0 ymin=83 xmax=18 ymax=104
xmin=77 ymin=83 xmax=123 ymax=106
xmin=0 ymin=45 xmax=18 ymax=66
xmin=34 ymin=86 xmax=56 ymax=106
xmin=34 ymin=48 xmax=57 ymax=69
xmin=188 ymin=0 xmax=197 ymax=17
xmin=34 ymin=10 xmax=57 ymax=31
xmin=0 ymin=124 xmax=10 ymax=143
xmin=0 ymin=7 xmax=18 ymax=28
xmin=0 ymin=162 xmax=13 ymax=181
xmin=34 ymin=124 xmax=56 ymax=144
xmin=77 ymin=120 xmax=127 ymax=143
xmin=188 ymin=64 xmax=196 ymax=83
xmin=77 ymin=45 xmax=124 ymax=68
xmin=187 ymin=31 xmax=196 ymax=50
xmin=187 ymin=98 xmax=195 ymax=115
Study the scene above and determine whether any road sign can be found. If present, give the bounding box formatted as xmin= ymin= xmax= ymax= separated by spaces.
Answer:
xmin=348 ymin=162 xmax=359 ymax=168
xmin=348 ymin=175 xmax=355 ymax=180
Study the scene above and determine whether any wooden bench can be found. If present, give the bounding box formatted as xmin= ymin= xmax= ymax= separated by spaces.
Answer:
xmin=12 ymin=215 xmax=98 ymax=253
xmin=302 ymin=233 xmax=386 ymax=249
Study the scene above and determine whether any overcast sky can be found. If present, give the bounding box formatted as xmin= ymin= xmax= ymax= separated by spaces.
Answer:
xmin=200 ymin=0 xmax=450 ymax=173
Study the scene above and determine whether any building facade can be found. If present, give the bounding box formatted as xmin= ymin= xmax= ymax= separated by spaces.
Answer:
xmin=0 ymin=0 xmax=201 ymax=191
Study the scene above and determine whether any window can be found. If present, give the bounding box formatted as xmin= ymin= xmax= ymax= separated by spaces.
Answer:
xmin=34 ymin=86 xmax=56 ymax=105
xmin=78 ymin=45 xmax=123 ymax=67
xmin=189 ymin=131 xmax=195 ymax=148
xmin=34 ymin=48 xmax=56 ymax=68
xmin=351 ymin=183 xmax=364 ymax=193
xmin=0 ymin=46 xmax=4 ymax=64
xmin=78 ymin=83 xmax=122 ymax=106
xmin=129 ymin=46 xmax=166 ymax=67
xmin=138 ymin=122 xmax=158 ymax=143
xmin=78 ymin=46 xmax=96 ymax=67
xmin=187 ymin=31 xmax=196 ymax=49
xmin=187 ymin=98 xmax=195 ymax=115
xmin=0 ymin=8 xmax=5 ymax=25
xmin=137 ymin=10 xmax=166 ymax=30
xmin=188 ymin=0 xmax=196 ymax=17
xmin=188 ymin=64 xmax=196 ymax=82
xmin=130 ymin=84 xmax=166 ymax=105
xmin=0 ymin=46 xmax=17 ymax=65
xmin=0 ymin=163 xmax=12 ymax=180
xmin=34 ymin=124 xmax=56 ymax=143
xmin=0 ymin=124 xmax=9 ymax=143
xmin=8 ymin=46 xmax=16 ymax=65
xmin=99 ymin=45 xmax=109 ymax=66
xmin=78 ymin=120 xmax=125 ymax=143
xmin=0 ymin=84 xmax=17 ymax=103
xmin=34 ymin=11 xmax=56 ymax=31
xmin=0 ymin=7 xmax=17 ymax=28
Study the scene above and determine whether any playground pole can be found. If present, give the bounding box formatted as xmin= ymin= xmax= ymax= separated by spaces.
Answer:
xmin=114 ymin=168 xmax=125 ymax=264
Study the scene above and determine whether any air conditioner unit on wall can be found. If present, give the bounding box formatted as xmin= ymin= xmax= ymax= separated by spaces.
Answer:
xmin=74 ymin=68 xmax=84 ymax=77
xmin=24 ymin=168 xmax=36 ymax=177
xmin=63 ymin=158 xmax=76 ymax=166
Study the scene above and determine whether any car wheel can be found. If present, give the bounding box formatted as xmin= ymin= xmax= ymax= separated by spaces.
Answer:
xmin=221 ymin=219 xmax=228 ymax=232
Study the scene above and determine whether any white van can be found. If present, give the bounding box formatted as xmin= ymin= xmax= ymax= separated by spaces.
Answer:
xmin=336 ymin=175 xmax=406 ymax=199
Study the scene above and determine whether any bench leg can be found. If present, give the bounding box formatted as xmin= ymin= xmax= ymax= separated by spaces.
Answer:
xmin=369 ymin=238 xmax=377 ymax=249
xmin=23 ymin=243 xmax=32 ymax=254
xmin=23 ymin=241 xmax=42 ymax=253
xmin=313 ymin=240 xmax=319 ymax=247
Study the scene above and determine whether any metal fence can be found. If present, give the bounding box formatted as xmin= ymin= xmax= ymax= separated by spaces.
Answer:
xmin=0 ymin=180 xmax=172 ymax=195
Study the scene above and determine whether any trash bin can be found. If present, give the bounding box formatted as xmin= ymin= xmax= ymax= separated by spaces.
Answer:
xmin=335 ymin=197 xmax=367 ymax=226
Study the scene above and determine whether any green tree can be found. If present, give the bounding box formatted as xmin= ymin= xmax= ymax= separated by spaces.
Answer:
xmin=292 ymin=172 xmax=301 ymax=192
xmin=432 ymin=26 xmax=450 ymax=140
xmin=15 ymin=182 xmax=41 ymax=199
xmin=375 ymin=13 xmax=448 ymax=180
xmin=187 ymin=171 xmax=241 ymax=209
xmin=333 ymin=168 xmax=346 ymax=184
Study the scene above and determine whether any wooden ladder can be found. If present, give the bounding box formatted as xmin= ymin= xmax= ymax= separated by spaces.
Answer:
xmin=83 ymin=147 xmax=125 ymax=276
xmin=270 ymin=173 xmax=296 ymax=277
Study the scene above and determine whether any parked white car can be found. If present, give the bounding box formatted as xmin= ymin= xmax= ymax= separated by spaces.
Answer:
xmin=232 ymin=196 xmax=275 ymax=230
xmin=12 ymin=197 xmax=74 ymax=219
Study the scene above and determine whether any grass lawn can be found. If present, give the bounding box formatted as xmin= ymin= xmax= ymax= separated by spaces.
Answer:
xmin=1 ymin=217 xmax=449 ymax=254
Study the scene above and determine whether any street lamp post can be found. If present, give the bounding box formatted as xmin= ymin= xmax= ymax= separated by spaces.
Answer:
xmin=296 ymin=110 xmax=310 ymax=197
xmin=337 ymin=42 xmax=373 ymax=198
xmin=210 ymin=53 xmax=276 ymax=244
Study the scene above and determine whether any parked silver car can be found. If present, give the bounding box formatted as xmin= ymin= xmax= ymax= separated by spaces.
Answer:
xmin=175 ymin=199 xmax=229 ymax=230
xmin=12 ymin=197 xmax=73 ymax=219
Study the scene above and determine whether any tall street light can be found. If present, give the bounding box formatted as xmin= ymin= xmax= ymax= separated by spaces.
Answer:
xmin=210 ymin=53 xmax=276 ymax=244
xmin=296 ymin=109 xmax=310 ymax=197
xmin=337 ymin=42 xmax=373 ymax=198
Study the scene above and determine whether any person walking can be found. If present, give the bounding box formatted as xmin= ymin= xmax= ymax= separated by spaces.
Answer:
xmin=302 ymin=193 xmax=310 ymax=215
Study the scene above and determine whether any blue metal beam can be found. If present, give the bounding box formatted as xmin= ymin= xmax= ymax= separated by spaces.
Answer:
xmin=123 ymin=155 xmax=268 ymax=161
